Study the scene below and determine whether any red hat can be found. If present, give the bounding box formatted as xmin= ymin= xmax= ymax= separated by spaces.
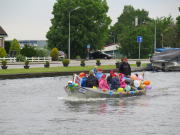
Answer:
xmin=98 ymin=68 xmax=102 ymax=71
xmin=81 ymin=73 xmax=86 ymax=77
xmin=119 ymin=73 xmax=122 ymax=76
xmin=110 ymin=70 xmax=114 ymax=74
xmin=112 ymin=74 xmax=117 ymax=77
xmin=124 ymin=58 xmax=128 ymax=60
xmin=102 ymin=75 xmax=106 ymax=78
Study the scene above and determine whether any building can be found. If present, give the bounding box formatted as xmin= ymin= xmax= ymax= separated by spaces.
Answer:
xmin=0 ymin=26 xmax=8 ymax=48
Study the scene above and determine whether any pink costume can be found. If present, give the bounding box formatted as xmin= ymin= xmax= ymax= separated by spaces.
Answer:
xmin=99 ymin=78 xmax=110 ymax=90
xmin=119 ymin=74 xmax=126 ymax=88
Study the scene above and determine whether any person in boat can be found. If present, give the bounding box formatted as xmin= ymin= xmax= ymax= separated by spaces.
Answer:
xmin=119 ymin=57 xmax=131 ymax=78
xmin=118 ymin=73 xmax=126 ymax=89
xmin=110 ymin=74 xmax=121 ymax=90
xmin=129 ymin=74 xmax=139 ymax=91
xmin=81 ymin=73 xmax=87 ymax=87
xmin=93 ymin=66 xmax=103 ymax=80
xmin=99 ymin=74 xmax=110 ymax=90
xmin=107 ymin=70 xmax=114 ymax=86
xmin=86 ymin=70 xmax=99 ymax=88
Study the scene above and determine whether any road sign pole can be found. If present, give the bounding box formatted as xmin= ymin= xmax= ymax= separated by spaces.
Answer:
xmin=139 ymin=42 xmax=140 ymax=60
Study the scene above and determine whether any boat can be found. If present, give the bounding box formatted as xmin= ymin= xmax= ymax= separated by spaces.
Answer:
xmin=64 ymin=84 xmax=147 ymax=98
xmin=151 ymin=49 xmax=180 ymax=71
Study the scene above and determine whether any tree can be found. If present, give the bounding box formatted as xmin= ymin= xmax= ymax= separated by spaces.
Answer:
xmin=118 ymin=25 xmax=154 ymax=58
xmin=46 ymin=0 xmax=111 ymax=58
xmin=9 ymin=39 xmax=21 ymax=55
xmin=50 ymin=47 xmax=59 ymax=61
xmin=0 ymin=47 xmax=7 ymax=58
xmin=20 ymin=44 xmax=36 ymax=57
xmin=5 ymin=41 xmax=11 ymax=54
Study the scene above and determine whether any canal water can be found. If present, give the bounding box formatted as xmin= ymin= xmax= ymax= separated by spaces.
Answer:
xmin=0 ymin=72 xmax=180 ymax=135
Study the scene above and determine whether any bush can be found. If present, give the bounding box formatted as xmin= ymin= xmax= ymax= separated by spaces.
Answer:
xmin=76 ymin=55 xmax=80 ymax=59
xmin=50 ymin=47 xmax=59 ymax=61
xmin=1 ymin=60 xmax=7 ymax=66
xmin=25 ymin=60 xmax=29 ymax=66
xmin=121 ymin=57 xmax=124 ymax=62
xmin=81 ymin=59 xmax=85 ymax=64
xmin=58 ymin=58 xmax=64 ymax=61
xmin=9 ymin=38 xmax=21 ymax=55
xmin=136 ymin=60 xmax=141 ymax=64
xmin=21 ymin=44 xmax=36 ymax=57
xmin=96 ymin=59 xmax=100 ymax=63
xmin=116 ymin=60 xmax=120 ymax=63
xmin=45 ymin=61 xmax=50 ymax=66
xmin=5 ymin=41 xmax=11 ymax=53
xmin=16 ymin=54 xmax=26 ymax=62
xmin=36 ymin=48 xmax=48 ymax=57
xmin=0 ymin=47 xmax=7 ymax=58
xmin=62 ymin=59 xmax=70 ymax=65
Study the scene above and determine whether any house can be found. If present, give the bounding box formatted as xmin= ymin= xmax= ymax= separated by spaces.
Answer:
xmin=0 ymin=26 xmax=8 ymax=48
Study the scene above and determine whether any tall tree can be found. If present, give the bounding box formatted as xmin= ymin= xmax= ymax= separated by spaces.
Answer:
xmin=46 ymin=0 xmax=111 ymax=58
xmin=118 ymin=25 xmax=154 ymax=58
xmin=9 ymin=39 xmax=21 ymax=55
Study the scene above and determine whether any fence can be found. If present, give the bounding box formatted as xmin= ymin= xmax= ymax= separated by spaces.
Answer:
xmin=0 ymin=57 xmax=52 ymax=62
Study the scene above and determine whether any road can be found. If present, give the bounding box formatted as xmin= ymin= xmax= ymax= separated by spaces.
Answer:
xmin=5 ymin=59 xmax=150 ymax=69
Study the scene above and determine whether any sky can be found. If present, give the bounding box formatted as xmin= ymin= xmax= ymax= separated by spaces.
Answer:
xmin=0 ymin=0 xmax=180 ymax=40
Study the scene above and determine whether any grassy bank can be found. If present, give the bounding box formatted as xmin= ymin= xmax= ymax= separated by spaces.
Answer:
xmin=0 ymin=64 xmax=148 ymax=75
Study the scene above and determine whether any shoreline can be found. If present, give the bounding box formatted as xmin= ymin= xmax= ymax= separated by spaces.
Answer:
xmin=0 ymin=66 xmax=151 ymax=80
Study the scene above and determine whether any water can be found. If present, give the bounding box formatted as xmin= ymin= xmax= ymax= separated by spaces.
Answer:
xmin=0 ymin=72 xmax=180 ymax=135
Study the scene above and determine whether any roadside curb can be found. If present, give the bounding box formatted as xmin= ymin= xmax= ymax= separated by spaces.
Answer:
xmin=0 ymin=67 xmax=151 ymax=80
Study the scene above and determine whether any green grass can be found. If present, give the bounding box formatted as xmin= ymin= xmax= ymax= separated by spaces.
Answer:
xmin=0 ymin=63 xmax=148 ymax=75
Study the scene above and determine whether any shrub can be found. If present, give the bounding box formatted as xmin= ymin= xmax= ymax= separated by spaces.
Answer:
xmin=58 ymin=58 xmax=64 ymax=61
xmin=0 ymin=47 xmax=7 ymax=58
xmin=76 ymin=55 xmax=80 ymax=59
xmin=62 ymin=59 xmax=70 ymax=65
xmin=121 ymin=57 xmax=124 ymax=62
xmin=21 ymin=44 xmax=36 ymax=57
xmin=36 ymin=48 xmax=48 ymax=57
xmin=9 ymin=38 xmax=21 ymax=55
xmin=45 ymin=61 xmax=50 ymax=66
xmin=96 ymin=59 xmax=100 ymax=63
xmin=1 ymin=60 xmax=7 ymax=66
xmin=25 ymin=60 xmax=29 ymax=66
xmin=16 ymin=54 xmax=26 ymax=62
xmin=116 ymin=60 xmax=120 ymax=63
xmin=136 ymin=60 xmax=141 ymax=64
xmin=5 ymin=41 xmax=11 ymax=53
xmin=50 ymin=47 xmax=59 ymax=61
xmin=81 ymin=59 xmax=85 ymax=64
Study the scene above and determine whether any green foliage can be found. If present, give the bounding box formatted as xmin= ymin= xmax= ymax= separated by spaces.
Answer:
xmin=5 ymin=41 xmax=11 ymax=53
xmin=121 ymin=57 xmax=124 ymax=62
xmin=176 ymin=16 xmax=180 ymax=43
xmin=46 ymin=0 xmax=111 ymax=58
xmin=118 ymin=25 xmax=154 ymax=58
xmin=50 ymin=47 xmax=59 ymax=61
xmin=116 ymin=60 xmax=120 ymax=63
xmin=1 ymin=60 xmax=7 ymax=66
xmin=16 ymin=54 xmax=26 ymax=62
xmin=25 ymin=60 xmax=29 ymax=66
xmin=45 ymin=61 xmax=50 ymax=66
xmin=58 ymin=58 xmax=64 ymax=61
xmin=9 ymin=39 xmax=21 ymax=55
xmin=81 ymin=59 xmax=85 ymax=64
xmin=36 ymin=48 xmax=48 ymax=57
xmin=136 ymin=60 xmax=141 ymax=64
xmin=76 ymin=55 xmax=80 ymax=59
xmin=0 ymin=47 xmax=7 ymax=58
xmin=96 ymin=59 xmax=100 ymax=63
xmin=62 ymin=59 xmax=70 ymax=65
xmin=21 ymin=44 xmax=36 ymax=57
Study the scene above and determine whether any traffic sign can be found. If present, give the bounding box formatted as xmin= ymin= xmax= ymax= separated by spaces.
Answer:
xmin=87 ymin=48 xmax=90 ymax=51
xmin=87 ymin=44 xmax=90 ymax=49
xmin=137 ymin=36 xmax=143 ymax=42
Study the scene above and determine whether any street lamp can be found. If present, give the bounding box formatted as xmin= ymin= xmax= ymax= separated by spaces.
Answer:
xmin=69 ymin=6 xmax=80 ymax=60
xmin=109 ymin=35 xmax=115 ymax=58
xmin=161 ymin=34 xmax=163 ymax=48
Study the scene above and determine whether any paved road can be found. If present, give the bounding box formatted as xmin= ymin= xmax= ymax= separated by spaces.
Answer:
xmin=4 ymin=59 xmax=150 ymax=69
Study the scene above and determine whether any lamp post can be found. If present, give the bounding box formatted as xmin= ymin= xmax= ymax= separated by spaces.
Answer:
xmin=109 ymin=35 xmax=115 ymax=58
xmin=69 ymin=6 xmax=80 ymax=60
xmin=161 ymin=34 xmax=163 ymax=48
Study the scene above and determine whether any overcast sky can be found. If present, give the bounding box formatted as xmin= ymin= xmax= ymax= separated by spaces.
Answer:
xmin=0 ymin=0 xmax=179 ymax=40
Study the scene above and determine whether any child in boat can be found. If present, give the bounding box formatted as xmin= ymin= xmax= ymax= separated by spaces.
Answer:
xmin=81 ymin=73 xmax=87 ymax=87
xmin=86 ymin=70 xmax=99 ymax=88
xmin=107 ymin=70 xmax=114 ymax=86
xmin=99 ymin=74 xmax=110 ymax=90
xmin=93 ymin=66 xmax=103 ymax=80
xmin=110 ymin=74 xmax=121 ymax=90
xmin=118 ymin=73 xmax=126 ymax=89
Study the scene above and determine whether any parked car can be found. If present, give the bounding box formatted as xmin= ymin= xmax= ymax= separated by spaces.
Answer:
xmin=58 ymin=51 xmax=67 ymax=59
xmin=90 ymin=51 xmax=112 ymax=59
